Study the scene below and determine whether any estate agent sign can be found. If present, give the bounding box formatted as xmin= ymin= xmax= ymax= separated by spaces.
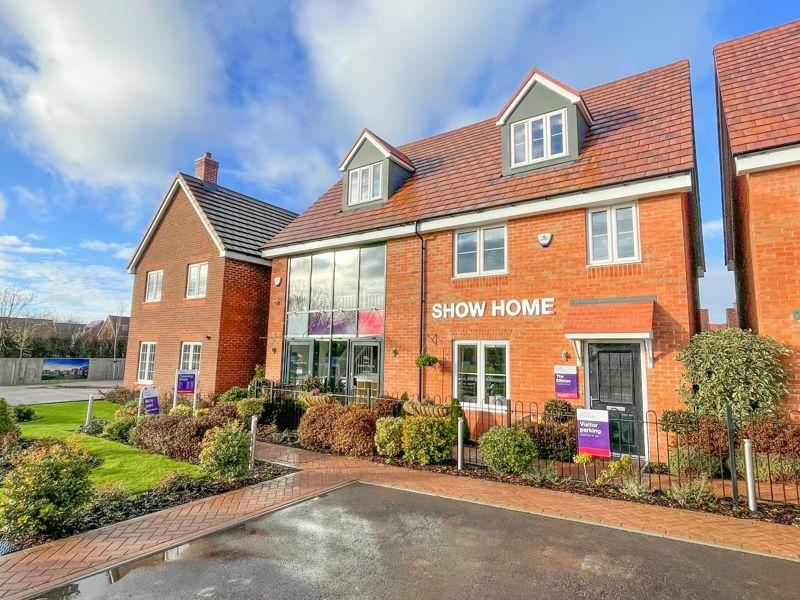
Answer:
xmin=138 ymin=386 xmax=159 ymax=416
xmin=554 ymin=365 xmax=578 ymax=399
xmin=173 ymin=369 xmax=199 ymax=412
xmin=576 ymin=408 xmax=611 ymax=458
xmin=431 ymin=297 xmax=555 ymax=319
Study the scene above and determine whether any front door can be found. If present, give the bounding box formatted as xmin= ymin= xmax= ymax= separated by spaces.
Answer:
xmin=285 ymin=342 xmax=313 ymax=385
xmin=350 ymin=342 xmax=381 ymax=401
xmin=587 ymin=343 xmax=644 ymax=456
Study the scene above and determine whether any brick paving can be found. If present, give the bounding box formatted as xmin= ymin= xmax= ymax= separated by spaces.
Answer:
xmin=1 ymin=442 xmax=799 ymax=600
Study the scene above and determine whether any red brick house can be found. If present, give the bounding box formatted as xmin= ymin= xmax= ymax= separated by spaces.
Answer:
xmin=261 ymin=61 xmax=704 ymax=456
xmin=715 ymin=20 xmax=800 ymax=409
xmin=124 ymin=153 xmax=296 ymax=397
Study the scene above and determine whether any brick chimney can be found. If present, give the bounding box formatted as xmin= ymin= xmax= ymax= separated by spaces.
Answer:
xmin=194 ymin=152 xmax=219 ymax=184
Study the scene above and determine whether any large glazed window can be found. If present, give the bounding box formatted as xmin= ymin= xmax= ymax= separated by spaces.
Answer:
xmin=454 ymin=341 xmax=509 ymax=410
xmin=286 ymin=245 xmax=386 ymax=338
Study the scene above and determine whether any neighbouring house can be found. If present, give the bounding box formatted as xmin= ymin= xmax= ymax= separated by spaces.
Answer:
xmin=699 ymin=303 xmax=739 ymax=332
xmin=123 ymin=153 xmax=297 ymax=398
xmin=715 ymin=20 xmax=800 ymax=409
xmin=261 ymin=61 xmax=704 ymax=457
xmin=83 ymin=315 xmax=130 ymax=343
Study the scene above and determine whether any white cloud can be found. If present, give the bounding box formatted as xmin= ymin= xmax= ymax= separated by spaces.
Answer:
xmin=0 ymin=234 xmax=65 ymax=255
xmin=0 ymin=191 xmax=6 ymax=222
xmin=699 ymin=257 xmax=736 ymax=323
xmin=0 ymin=1 xmax=222 ymax=191
xmin=79 ymin=240 xmax=135 ymax=261
xmin=11 ymin=185 xmax=58 ymax=222
xmin=703 ymin=218 xmax=724 ymax=238
xmin=26 ymin=232 xmax=44 ymax=241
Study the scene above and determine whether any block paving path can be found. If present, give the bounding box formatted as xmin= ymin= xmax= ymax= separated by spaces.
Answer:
xmin=1 ymin=442 xmax=799 ymax=599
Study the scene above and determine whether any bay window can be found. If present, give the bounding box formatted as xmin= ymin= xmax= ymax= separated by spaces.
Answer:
xmin=587 ymin=203 xmax=640 ymax=265
xmin=510 ymin=108 xmax=568 ymax=167
xmin=454 ymin=341 xmax=509 ymax=410
xmin=348 ymin=162 xmax=383 ymax=206
xmin=455 ymin=225 xmax=507 ymax=276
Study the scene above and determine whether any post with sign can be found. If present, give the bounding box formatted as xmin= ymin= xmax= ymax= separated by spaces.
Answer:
xmin=576 ymin=408 xmax=611 ymax=458
xmin=139 ymin=386 xmax=160 ymax=417
xmin=174 ymin=369 xmax=199 ymax=413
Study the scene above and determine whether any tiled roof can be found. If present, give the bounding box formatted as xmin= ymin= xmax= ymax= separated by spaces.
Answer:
xmin=181 ymin=174 xmax=297 ymax=259
xmin=715 ymin=20 xmax=800 ymax=156
xmin=563 ymin=300 xmax=655 ymax=335
xmin=265 ymin=60 xmax=695 ymax=250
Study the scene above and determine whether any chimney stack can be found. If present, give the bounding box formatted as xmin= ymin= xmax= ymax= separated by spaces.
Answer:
xmin=194 ymin=152 xmax=219 ymax=184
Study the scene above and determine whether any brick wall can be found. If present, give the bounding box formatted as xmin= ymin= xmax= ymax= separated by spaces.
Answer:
xmin=734 ymin=165 xmax=800 ymax=409
xmin=265 ymin=256 xmax=288 ymax=381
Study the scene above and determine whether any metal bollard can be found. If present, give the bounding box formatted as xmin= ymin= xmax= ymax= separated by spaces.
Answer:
xmin=137 ymin=394 xmax=143 ymax=418
xmin=457 ymin=417 xmax=464 ymax=470
xmin=85 ymin=394 xmax=95 ymax=427
xmin=743 ymin=438 xmax=757 ymax=512
xmin=249 ymin=415 xmax=258 ymax=472
xmin=192 ymin=394 xmax=198 ymax=416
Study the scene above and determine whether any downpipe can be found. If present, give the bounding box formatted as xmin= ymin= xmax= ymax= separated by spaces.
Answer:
xmin=415 ymin=221 xmax=427 ymax=400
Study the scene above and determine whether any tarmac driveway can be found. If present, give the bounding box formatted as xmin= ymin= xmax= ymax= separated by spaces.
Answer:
xmin=42 ymin=482 xmax=798 ymax=600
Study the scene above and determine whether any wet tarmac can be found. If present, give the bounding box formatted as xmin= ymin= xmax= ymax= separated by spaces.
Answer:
xmin=38 ymin=482 xmax=799 ymax=599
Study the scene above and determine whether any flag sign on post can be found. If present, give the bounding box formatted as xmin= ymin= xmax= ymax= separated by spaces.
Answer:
xmin=554 ymin=365 xmax=578 ymax=399
xmin=174 ymin=369 xmax=199 ymax=412
xmin=139 ymin=386 xmax=159 ymax=416
xmin=576 ymin=408 xmax=611 ymax=458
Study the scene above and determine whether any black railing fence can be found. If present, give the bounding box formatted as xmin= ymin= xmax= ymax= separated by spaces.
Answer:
xmin=257 ymin=383 xmax=800 ymax=505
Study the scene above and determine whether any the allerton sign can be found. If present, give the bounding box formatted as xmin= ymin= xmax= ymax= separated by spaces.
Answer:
xmin=431 ymin=298 xmax=555 ymax=319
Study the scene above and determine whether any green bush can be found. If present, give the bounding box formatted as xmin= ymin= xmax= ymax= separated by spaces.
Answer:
xmin=448 ymin=397 xmax=470 ymax=440
xmin=331 ymin=406 xmax=377 ymax=456
xmin=375 ymin=417 xmax=404 ymax=457
xmin=103 ymin=387 xmax=138 ymax=405
xmin=666 ymin=445 xmax=719 ymax=478
xmin=199 ymin=422 xmax=251 ymax=481
xmin=660 ymin=409 xmax=699 ymax=434
xmin=0 ymin=398 xmax=14 ymax=435
xmin=401 ymin=416 xmax=454 ymax=465
xmin=665 ymin=478 xmax=716 ymax=507
xmin=237 ymin=398 xmax=265 ymax=422
xmin=736 ymin=448 xmax=800 ymax=483
xmin=169 ymin=404 xmax=193 ymax=417
xmin=522 ymin=461 xmax=559 ymax=485
xmin=297 ymin=404 xmax=346 ymax=449
xmin=218 ymin=386 xmax=248 ymax=404
xmin=0 ymin=439 xmax=93 ymax=544
xmin=478 ymin=426 xmax=536 ymax=474
xmin=541 ymin=399 xmax=576 ymax=424
xmin=80 ymin=418 xmax=108 ymax=436
xmin=523 ymin=421 xmax=576 ymax=462
xmin=677 ymin=328 xmax=790 ymax=421
xmin=102 ymin=416 xmax=138 ymax=443
xmin=11 ymin=405 xmax=35 ymax=423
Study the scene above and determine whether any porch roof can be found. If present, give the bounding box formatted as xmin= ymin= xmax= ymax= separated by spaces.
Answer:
xmin=563 ymin=298 xmax=655 ymax=338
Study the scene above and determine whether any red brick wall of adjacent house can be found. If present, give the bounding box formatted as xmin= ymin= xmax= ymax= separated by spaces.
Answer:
xmin=265 ymin=257 xmax=288 ymax=382
xmin=734 ymin=165 xmax=800 ymax=409
xmin=215 ymin=259 xmax=271 ymax=392
xmin=124 ymin=187 xmax=225 ymax=398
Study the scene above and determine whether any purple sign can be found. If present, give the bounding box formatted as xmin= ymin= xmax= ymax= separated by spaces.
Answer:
xmin=139 ymin=386 xmax=159 ymax=415
xmin=554 ymin=365 xmax=578 ymax=399
xmin=176 ymin=371 xmax=196 ymax=395
xmin=577 ymin=408 xmax=611 ymax=458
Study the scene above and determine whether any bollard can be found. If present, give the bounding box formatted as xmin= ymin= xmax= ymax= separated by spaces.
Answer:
xmin=192 ymin=394 xmax=198 ymax=416
xmin=85 ymin=394 xmax=95 ymax=427
xmin=725 ymin=403 xmax=739 ymax=503
xmin=250 ymin=415 xmax=258 ymax=472
xmin=743 ymin=438 xmax=757 ymax=512
xmin=457 ymin=417 xmax=464 ymax=470
xmin=137 ymin=394 xmax=143 ymax=418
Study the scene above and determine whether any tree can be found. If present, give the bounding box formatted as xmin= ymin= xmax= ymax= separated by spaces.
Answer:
xmin=0 ymin=284 xmax=37 ymax=354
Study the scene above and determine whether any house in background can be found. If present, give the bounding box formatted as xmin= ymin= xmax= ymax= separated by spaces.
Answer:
xmin=715 ymin=20 xmax=800 ymax=409
xmin=123 ymin=153 xmax=297 ymax=398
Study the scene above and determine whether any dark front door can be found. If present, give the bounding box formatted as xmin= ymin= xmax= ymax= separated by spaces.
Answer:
xmin=588 ymin=343 xmax=644 ymax=456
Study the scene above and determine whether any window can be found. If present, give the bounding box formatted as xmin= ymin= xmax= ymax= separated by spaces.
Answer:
xmin=145 ymin=270 xmax=163 ymax=302
xmin=137 ymin=342 xmax=156 ymax=383
xmin=455 ymin=225 xmax=507 ymax=277
xmin=454 ymin=341 xmax=509 ymax=410
xmin=510 ymin=108 xmax=568 ymax=168
xmin=587 ymin=203 xmax=640 ymax=265
xmin=347 ymin=162 xmax=382 ymax=205
xmin=180 ymin=342 xmax=202 ymax=371
xmin=186 ymin=263 xmax=208 ymax=298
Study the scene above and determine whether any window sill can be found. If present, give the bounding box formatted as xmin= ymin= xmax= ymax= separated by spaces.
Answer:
xmin=184 ymin=295 xmax=207 ymax=300
xmin=143 ymin=299 xmax=161 ymax=304
xmin=587 ymin=258 xmax=641 ymax=268
xmin=136 ymin=380 xmax=153 ymax=385
xmin=511 ymin=152 xmax=568 ymax=169
xmin=452 ymin=270 xmax=508 ymax=280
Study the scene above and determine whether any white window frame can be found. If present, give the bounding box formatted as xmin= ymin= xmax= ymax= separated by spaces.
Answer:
xmin=144 ymin=270 xmax=163 ymax=303
xmin=137 ymin=342 xmax=156 ymax=384
xmin=586 ymin=201 xmax=641 ymax=266
xmin=180 ymin=342 xmax=202 ymax=372
xmin=186 ymin=262 xmax=208 ymax=299
xmin=347 ymin=162 xmax=383 ymax=206
xmin=453 ymin=224 xmax=508 ymax=278
xmin=453 ymin=340 xmax=510 ymax=412
xmin=509 ymin=108 xmax=568 ymax=168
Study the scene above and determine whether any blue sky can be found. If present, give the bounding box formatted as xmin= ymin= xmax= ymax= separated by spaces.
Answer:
xmin=0 ymin=1 xmax=796 ymax=322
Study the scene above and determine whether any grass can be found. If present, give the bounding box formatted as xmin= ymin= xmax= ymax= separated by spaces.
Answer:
xmin=16 ymin=400 xmax=199 ymax=494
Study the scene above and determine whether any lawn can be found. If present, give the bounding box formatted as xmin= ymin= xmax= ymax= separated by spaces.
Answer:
xmin=16 ymin=400 xmax=199 ymax=494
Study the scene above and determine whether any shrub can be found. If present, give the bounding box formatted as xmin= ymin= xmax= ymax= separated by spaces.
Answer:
xmin=660 ymin=409 xmax=700 ymax=434
xmin=102 ymin=416 xmax=138 ymax=443
xmin=677 ymin=328 xmax=790 ymax=420
xmin=522 ymin=461 xmax=559 ymax=485
xmin=524 ymin=421 xmax=576 ymax=462
xmin=218 ymin=386 xmax=248 ymax=404
xmin=620 ymin=478 xmax=652 ymax=499
xmin=0 ymin=439 xmax=93 ymax=544
xmin=596 ymin=454 xmax=635 ymax=485
xmin=371 ymin=397 xmax=399 ymax=419
xmin=199 ymin=422 xmax=250 ymax=481
xmin=478 ymin=426 xmax=536 ymax=474
xmin=665 ymin=478 xmax=716 ymax=507
xmin=448 ymin=397 xmax=470 ymax=440
xmin=375 ymin=417 xmax=404 ymax=457
xmin=331 ymin=406 xmax=376 ymax=456
xmin=132 ymin=414 xmax=196 ymax=460
xmin=169 ymin=404 xmax=193 ymax=417
xmin=541 ymin=399 xmax=575 ymax=424
xmin=103 ymin=386 xmax=138 ymax=405
xmin=209 ymin=402 xmax=239 ymax=421
xmin=263 ymin=397 xmax=304 ymax=430
xmin=0 ymin=398 xmax=14 ymax=435
xmin=237 ymin=398 xmax=265 ymax=422
xmin=195 ymin=408 xmax=209 ymax=417
xmin=401 ymin=416 xmax=454 ymax=465
xmin=684 ymin=416 xmax=730 ymax=458
xmin=666 ymin=445 xmax=719 ymax=478
xmin=735 ymin=448 xmax=800 ymax=482
xmin=415 ymin=353 xmax=439 ymax=368
xmin=11 ymin=405 xmax=35 ymax=423
xmin=297 ymin=404 xmax=346 ymax=449
xmin=741 ymin=415 xmax=800 ymax=458
xmin=80 ymin=418 xmax=108 ymax=436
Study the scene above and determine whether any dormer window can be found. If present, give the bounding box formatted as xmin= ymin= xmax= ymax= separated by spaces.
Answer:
xmin=348 ymin=162 xmax=383 ymax=206
xmin=510 ymin=108 xmax=567 ymax=168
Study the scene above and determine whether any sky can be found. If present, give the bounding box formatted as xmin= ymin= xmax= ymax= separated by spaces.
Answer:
xmin=0 ymin=0 xmax=796 ymax=322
